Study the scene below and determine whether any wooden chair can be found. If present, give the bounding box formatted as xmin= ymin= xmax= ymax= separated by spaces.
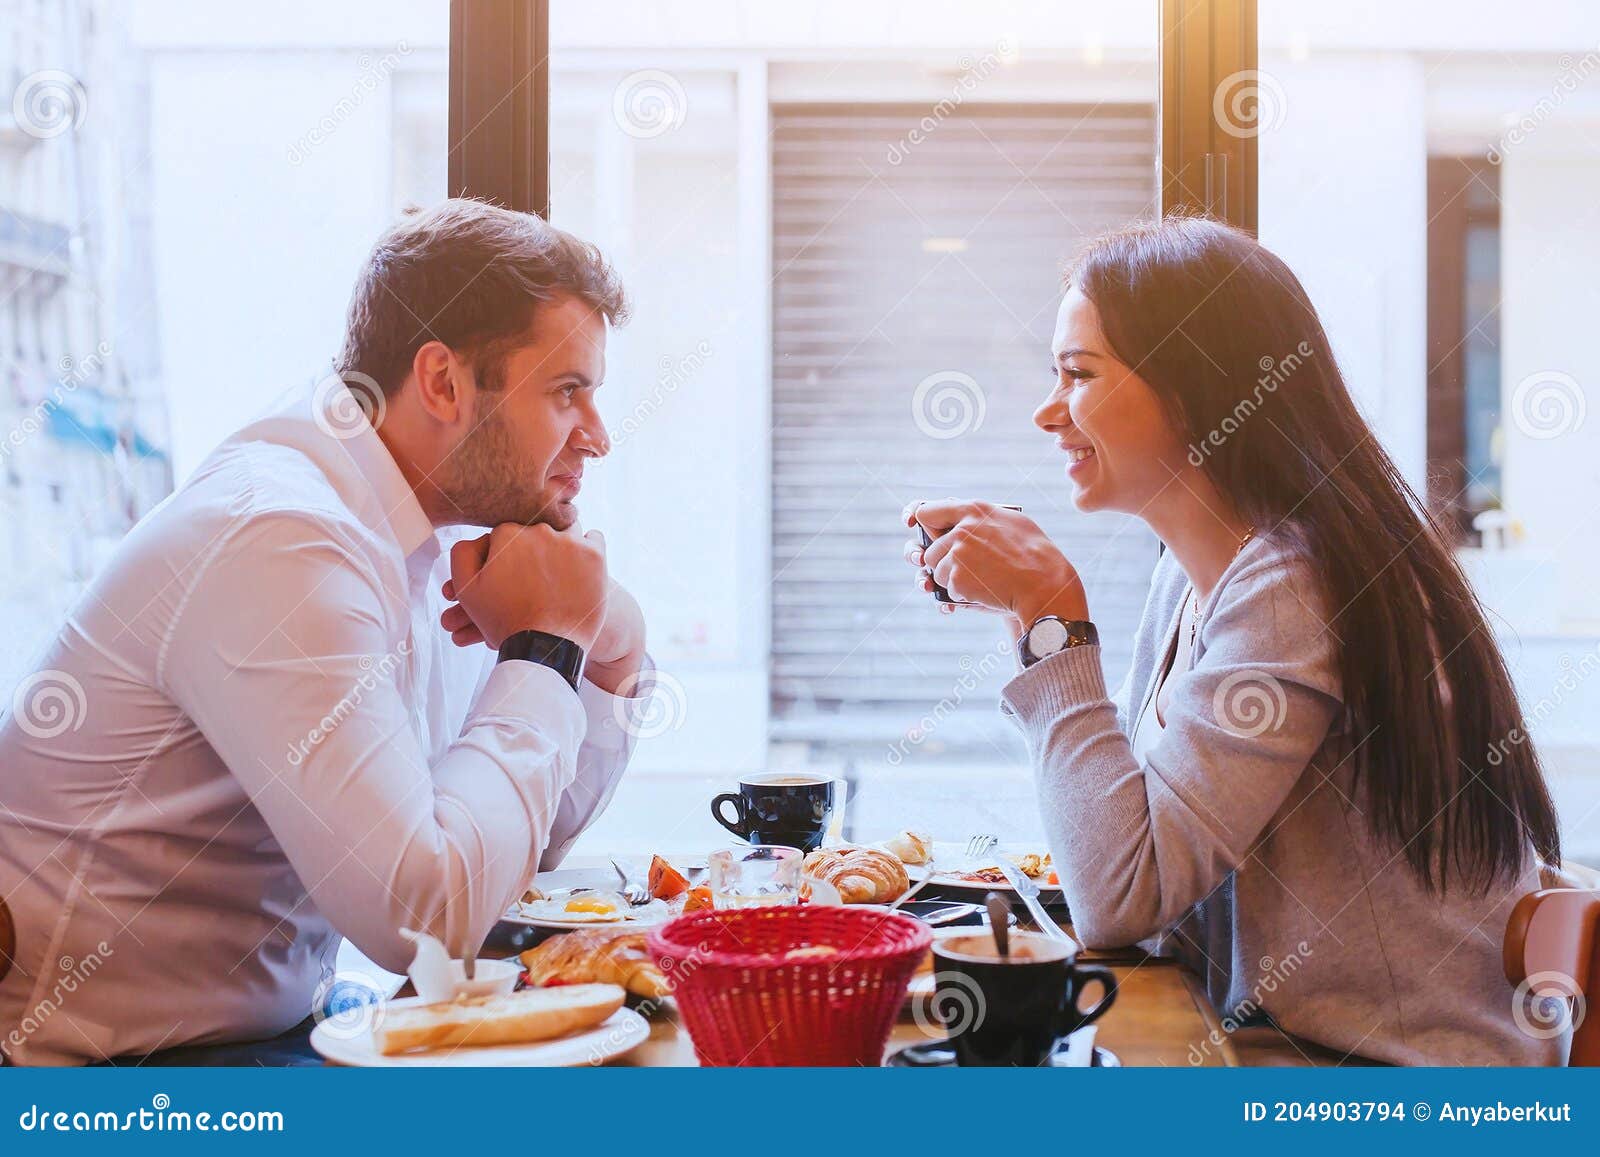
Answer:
xmin=0 ymin=895 xmax=13 ymax=986
xmin=1504 ymin=884 xmax=1600 ymax=1065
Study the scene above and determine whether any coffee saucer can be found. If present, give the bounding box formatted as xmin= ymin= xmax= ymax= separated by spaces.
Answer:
xmin=885 ymin=1039 xmax=1121 ymax=1068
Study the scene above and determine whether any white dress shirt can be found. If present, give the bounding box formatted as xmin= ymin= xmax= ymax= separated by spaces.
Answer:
xmin=0 ymin=381 xmax=644 ymax=1065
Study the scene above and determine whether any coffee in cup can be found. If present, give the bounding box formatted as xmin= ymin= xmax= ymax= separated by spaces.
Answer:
xmin=930 ymin=929 xmax=1117 ymax=1066
xmin=711 ymin=774 xmax=836 ymax=852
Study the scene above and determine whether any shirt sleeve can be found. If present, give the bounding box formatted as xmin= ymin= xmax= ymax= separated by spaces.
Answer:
xmin=158 ymin=511 xmax=588 ymax=973
xmin=1000 ymin=553 xmax=1344 ymax=949
xmin=538 ymin=658 xmax=656 ymax=870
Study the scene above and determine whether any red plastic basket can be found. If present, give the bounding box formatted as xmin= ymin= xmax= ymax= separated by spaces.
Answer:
xmin=647 ymin=905 xmax=932 ymax=1066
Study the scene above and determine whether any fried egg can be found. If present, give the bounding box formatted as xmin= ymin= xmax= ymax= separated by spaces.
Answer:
xmin=522 ymin=889 xmax=630 ymax=924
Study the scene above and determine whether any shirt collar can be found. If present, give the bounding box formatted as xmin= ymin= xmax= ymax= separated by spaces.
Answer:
xmin=236 ymin=376 xmax=439 ymax=562
xmin=337 ymin=407 xmax=437 ymax=561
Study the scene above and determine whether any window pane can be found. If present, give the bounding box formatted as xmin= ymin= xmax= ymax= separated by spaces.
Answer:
xmin=548 ymin=2 xmax=1159 ymax=851
xmin=0 ymin=0 xmax=448 ymax=690
xmin=1257 ymin=1 xmax=1600 ymax=861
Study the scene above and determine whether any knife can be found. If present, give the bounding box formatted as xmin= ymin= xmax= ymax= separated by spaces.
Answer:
xmin=992 ymin=858 xmax=1081 ymax=950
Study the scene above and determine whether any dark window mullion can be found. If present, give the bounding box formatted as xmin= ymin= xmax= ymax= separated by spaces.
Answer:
xmin=1160 ymin=0 xmax=1258 ymax=232
xmin=447 ymin=0 xmax=549 ymax=217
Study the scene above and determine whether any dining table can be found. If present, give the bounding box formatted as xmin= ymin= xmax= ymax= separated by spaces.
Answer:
xmin=467 ymin=854 xmax=1337 ymax=1068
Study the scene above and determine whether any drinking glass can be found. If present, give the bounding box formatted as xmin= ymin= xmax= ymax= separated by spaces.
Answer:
xmin=708 ymin=845 xmax=803 ymax=909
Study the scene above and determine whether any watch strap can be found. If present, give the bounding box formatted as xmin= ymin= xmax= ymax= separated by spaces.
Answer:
xmin=496 ymin=629 xmax=585 ymax=692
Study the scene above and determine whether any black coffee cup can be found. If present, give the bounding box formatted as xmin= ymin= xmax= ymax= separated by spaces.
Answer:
xmin=931 ymin=930 xmax=1117 ymax=1066
xmin=711 ymin=775 xmax=836 ymax=852
xmin=916 ymin=503 xmax=1023 ymax=604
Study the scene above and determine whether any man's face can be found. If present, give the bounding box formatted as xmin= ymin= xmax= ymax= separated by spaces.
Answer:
xmin=439 ymin=294 xmax=610 ymax=530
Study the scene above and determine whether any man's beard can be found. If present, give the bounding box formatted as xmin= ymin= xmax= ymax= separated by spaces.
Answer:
xmin=437 ymin=405 xmax=575 ymax=530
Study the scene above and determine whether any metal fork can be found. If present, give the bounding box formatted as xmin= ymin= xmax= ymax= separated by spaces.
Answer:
xmin=964 ymin=833 xmax=998 ymax=866
xmin=611 ymin=858 xmax=652 ymax=906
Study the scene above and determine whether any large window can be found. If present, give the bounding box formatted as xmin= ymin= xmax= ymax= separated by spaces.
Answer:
xmin=543 ymin=3 xmax=1162 ymax=850
xmin=0 ymin=0 xmax=449 ymax=688
xmin=10 ymin=0 xmax=1595 ymax=864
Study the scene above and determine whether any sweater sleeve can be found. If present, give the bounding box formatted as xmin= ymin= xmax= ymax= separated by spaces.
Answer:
xmin=1000 ymin=552 xmax=1343 ymax=948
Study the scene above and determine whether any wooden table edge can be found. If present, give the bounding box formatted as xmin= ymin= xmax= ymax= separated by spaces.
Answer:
xmin=1179 ymin=967 xmax=1239 ymax=1067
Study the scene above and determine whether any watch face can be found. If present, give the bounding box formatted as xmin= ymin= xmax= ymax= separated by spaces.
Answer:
xmin=1027 ymin=617 xmax=1071 ymax=659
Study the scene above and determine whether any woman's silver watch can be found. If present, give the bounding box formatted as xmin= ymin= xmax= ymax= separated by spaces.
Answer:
xmin=1019 ymin=616 xmax=1099 ymax=668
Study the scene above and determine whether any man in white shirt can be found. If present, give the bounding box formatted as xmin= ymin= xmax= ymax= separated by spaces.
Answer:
xmin=0 ymin=199 xmax=650 ymax=1065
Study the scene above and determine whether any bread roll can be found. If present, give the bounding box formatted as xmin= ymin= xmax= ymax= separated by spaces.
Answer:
xmin=374 ymin=984 xmax=624 ymax=1056
xmin=883 ymin=830 xmax=933 ymax=865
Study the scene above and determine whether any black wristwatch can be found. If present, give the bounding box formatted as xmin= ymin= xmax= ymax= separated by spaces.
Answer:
xmin=497 ymin=629 xmax=585 ymax=692
xmin=1019 ymin=616 xmax=1098 ymax=668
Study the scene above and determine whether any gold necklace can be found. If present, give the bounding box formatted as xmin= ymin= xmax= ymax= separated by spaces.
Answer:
xmin=1188 ymin=528 xmax=1256 ymax=650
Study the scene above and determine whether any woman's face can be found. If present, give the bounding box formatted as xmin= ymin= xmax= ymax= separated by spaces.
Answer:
xmin=1035 ymin=287 xmax=1194 ymax=515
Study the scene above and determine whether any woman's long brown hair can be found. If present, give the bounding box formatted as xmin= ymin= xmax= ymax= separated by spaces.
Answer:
xmin=1070 ymin=215 xmax=1560 ymax=893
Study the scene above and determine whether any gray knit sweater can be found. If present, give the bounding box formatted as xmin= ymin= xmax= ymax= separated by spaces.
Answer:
xmin=1000 ymin=534 xmax=1563 ymax=1066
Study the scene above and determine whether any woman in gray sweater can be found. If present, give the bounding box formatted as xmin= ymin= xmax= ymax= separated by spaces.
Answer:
xmin=906 ymin=217 xmax=1565 ymax=1066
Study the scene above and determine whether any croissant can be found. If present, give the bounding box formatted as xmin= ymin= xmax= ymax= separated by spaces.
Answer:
xmin=519 ymin=929 xmax=669 ymax=999
xmin=803 ymin=847 xmax=909 ymax=904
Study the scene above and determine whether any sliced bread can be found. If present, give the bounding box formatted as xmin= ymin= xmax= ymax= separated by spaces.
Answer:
xmin=374 ymin=983 xmax=625 ymax=1056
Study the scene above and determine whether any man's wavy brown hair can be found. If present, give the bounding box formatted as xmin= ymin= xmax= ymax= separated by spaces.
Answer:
xmin=337 ymin=198 xmax=628 ymax=395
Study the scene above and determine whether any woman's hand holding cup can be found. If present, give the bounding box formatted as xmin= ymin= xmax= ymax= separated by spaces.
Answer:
xmin=902 ymin=499 xmax=1090 ymax=631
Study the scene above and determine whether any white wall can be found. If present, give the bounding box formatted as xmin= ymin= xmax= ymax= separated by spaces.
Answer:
xmin=1501 ymin=124 xmax=1600 ymax=630
xmin=1258 ymin=51 xmax=1430 ymax=491
xmin=145 ymin=51 xmax=407 ymax=478
xmin=549 ymin=69 xmax=771 ymax=770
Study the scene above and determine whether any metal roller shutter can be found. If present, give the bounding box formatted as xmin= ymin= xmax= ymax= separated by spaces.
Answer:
xmin=771 ymin=104 xmax=1159 ymax=752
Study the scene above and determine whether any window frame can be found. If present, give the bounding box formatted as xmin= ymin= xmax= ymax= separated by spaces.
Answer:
xmin=448 ymin=0 xmax=550 ymax=216
xmin=447 ymin=0 xmax=1259 ymax=232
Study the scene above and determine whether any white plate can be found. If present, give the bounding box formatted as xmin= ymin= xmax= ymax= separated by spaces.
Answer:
xmin=502 ymin=896 xmax=672 ymax=931
xmin=502 ymin=867 xmax=675 ymax=930
xmin=506 ymin=911 xmax=673 ymax=931
xmin=310 ymin=999 xmax=650 ymax=1067
xmin=904 ymin=842 xmax=1062 ymax=893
